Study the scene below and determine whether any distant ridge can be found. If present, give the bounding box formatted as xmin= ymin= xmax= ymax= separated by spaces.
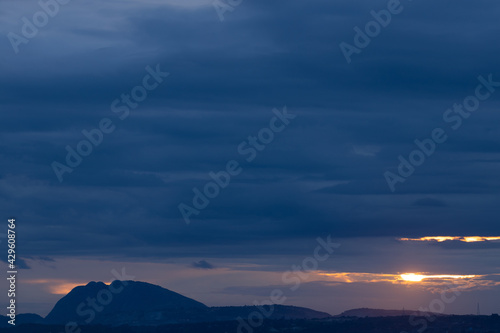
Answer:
xmin=0 ymin=313 xmax=44 ymax=327
xmin=337 ymin=308 xmax=446 ymax=317
xmin=27 ymin=280 xmax=331 ymax=326
xmin=209 ymin=305 xmax=331 ymax=320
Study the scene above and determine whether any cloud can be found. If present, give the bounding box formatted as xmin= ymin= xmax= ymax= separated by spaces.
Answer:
xmin=352 ymin=145 xmax=381 ymax=157
xmin=1 ymin=257 xmax=31 ymax=269
xmin=413 ymin=198 xmax=447 ymax=207
xmin=0 ymin=2 xmax=500 ymax=318
xmin=191 ymin=260 xmax=216 ymax=270
xmin=399 ymin=236 xmax=500 ymax=243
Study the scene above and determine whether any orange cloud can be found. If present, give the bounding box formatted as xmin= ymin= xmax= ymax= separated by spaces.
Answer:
xmin=398 ymin=236 xmax=500 ymax=243
xmin=23 ymin=279 xmax=112 ymax=295
xmin=399 ymin=273 xmax=476 ymax=282
xmin=49 ymin=283 xmax=85 ymax=295
xmin=317 ymin=272 xmax=398 ymax=283
xmin=315 ymin=271 xmax=500 ymax=292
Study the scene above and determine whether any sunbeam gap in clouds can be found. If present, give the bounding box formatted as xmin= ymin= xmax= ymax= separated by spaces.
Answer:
xmin=315 ymin=271 xmax=500 ymax=291
xmin=399 ymin=273 xmax=476 ymax=282
xmin=399 ymin=236 xmax=500 ymax=243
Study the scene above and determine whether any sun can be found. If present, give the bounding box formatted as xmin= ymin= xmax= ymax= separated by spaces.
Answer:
xmin=399 ymin=273 xmax=476 ymax=282
xmin=400 ymin=273 xmax=425 ymax=282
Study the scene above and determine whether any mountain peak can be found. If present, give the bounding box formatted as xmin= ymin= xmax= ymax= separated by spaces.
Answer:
xmin=45 ymin=280 xmax=207 ymax=325
xmin=85 ymin=281 xmax=107 ymax=287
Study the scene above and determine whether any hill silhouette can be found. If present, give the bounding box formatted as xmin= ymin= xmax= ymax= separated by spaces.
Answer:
xmin=24 ymin=280 xmax=331 ymax=326
xmin=45 ymin=280 xmax=207 ymax=325
xmin=337 ymin=307 xmax=445 ymax=318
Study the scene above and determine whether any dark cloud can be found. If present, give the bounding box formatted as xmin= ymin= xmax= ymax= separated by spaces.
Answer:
xmin=413 ymin=198 xmax=447 ymax=207
xmin=432 ymin=241 xmax=500 ymax=251
xmin=0 ymin=0 xmax=499 ymax=262
xmin=1 ymin=257 xmax=30 ymax=270
xmin=191 ymin=260 xmax=216 ymax=270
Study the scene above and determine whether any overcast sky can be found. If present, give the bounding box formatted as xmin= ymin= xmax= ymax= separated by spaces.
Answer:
xmin=1 ymin=0 xmax=500 ymax=317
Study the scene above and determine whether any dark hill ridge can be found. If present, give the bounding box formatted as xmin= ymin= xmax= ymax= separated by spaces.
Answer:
xmin=337 ymin=308 xmax=446 ymax=317
xmin=39 ymin=280 xmax=330 ymax=326
xmin=209 ymin=305 xmax=331 ymax=320
xmin=0 ymin=313 xmax=44 ymax=327
xmin=45 ymin=280 xmax=207 ymax=325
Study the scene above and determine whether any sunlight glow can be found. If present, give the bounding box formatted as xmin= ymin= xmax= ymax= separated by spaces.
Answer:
xmin=400 ymin=273 xmax=476 ymax=282
xmin=398 ymin=236 xmax=500 ymax=243
xmin=24 ymin=279 xmax=114 ymax=295
xmin=317 ymin=272 xmax=397 ymax=283
xmin=317 ymin=272 xmax=480 ymax=285
xmin=49 ymin=283 xmax=84 ymax=295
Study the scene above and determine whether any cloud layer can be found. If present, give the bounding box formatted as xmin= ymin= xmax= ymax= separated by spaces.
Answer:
xmin=1 ymin=0 xmax=500 ymax=316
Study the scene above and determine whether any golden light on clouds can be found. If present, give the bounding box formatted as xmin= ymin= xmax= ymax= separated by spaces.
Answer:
xmin=462 ymin=236 xmax=500 ymax=242
xmin=49 ymin=283 xmax=84 ymax=295
xmin=24 ymin=279 xmax=112 ymax=295
xmin=318 ymin=272 xmax=477 ymax=284
xmin=317 ymin=272 xmax=398 ymax=283
xmin=399 ymin=236 xmax=500 ymax=243
xmin=399 ymin=273 xmax=476 ymax=282
xmin=315 ymin=271 xmax=500 ymax=292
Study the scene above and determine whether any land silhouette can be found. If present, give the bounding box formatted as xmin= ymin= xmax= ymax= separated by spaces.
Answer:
xmin=3 ymin=280 xmax=500 ymax=332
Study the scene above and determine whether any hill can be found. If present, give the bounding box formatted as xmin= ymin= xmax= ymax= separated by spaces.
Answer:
xmin=38 ymin=280 xmax=330 ymax=326
xmin=337 ymin=307 xmax=444 ymax=317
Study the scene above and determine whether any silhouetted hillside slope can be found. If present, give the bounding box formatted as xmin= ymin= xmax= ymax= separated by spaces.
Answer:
xmin=337 ymin=307 xmax=445 ymax=317
xmin=36 ymin=280 xmax=331 ymax=326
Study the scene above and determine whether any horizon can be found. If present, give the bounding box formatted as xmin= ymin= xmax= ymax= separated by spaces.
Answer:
xmin=2 ymin=0 xmax=500 ymax=328
xmin=12 ymin=279 xmax=497 ymax=318
xmin=5 ymin=236 xmax=500 ymax=317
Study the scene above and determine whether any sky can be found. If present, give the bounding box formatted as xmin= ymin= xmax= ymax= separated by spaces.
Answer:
xmin=1 ymin=0 xmax=500 ymax=318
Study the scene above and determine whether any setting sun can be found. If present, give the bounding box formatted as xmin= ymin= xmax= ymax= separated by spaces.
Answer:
xmin=400 ymin=273 xmax=425 ymax=282
xmin=399 ymin=236 xmax=500 ymax=243
xmin=400 ymin=273 xmax=476 ymax=282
